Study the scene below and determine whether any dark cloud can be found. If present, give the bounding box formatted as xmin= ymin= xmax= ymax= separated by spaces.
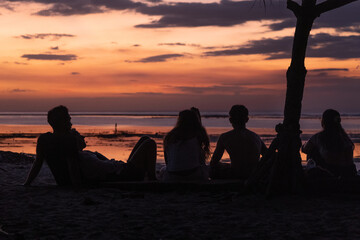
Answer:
xmin=173 ymin=85 xmax=252 ymax=95
xmin=50 ymin=46 xmax=59 ymax=50
xmin=71 ymin=72 xmax=80 ymax=75
xmin=5 ymin=0 xmax=359 ymax=35
xmin=10 ymin=88 xmax=33 ymax=93
xmin=307 ymin=34 xmax=360 ymax=59
xmin=14 ymin=61 xmax=28 ymax=65
xmin=134 ymin=0 xmax=359 ymax=34
xmin=309 ymin=68 xmax=349 ymax=72
xmin=28 ymin=0 xmax=143 ymax=16
xmin=159 ymin=43 xmax=202 ymax=48
xmin=92 ymin=0 xmax=143 ymax=10
xmin=145 ymin=0 xmax=162 ymax=3
xmin=205 ymin=33 xmax=360 ymax=60
xmin=0 ymin=2 xmax=14 ymax=11
xmin=262 ymin=1 xmax=360 ymax=33
xmin=135 ymin=0 xmax=290 ymax=28
xmin=17 ymin=33 xmax=75 ymax=40
xmin=36 ymin=2 xmax=105 ymax=16
xmin=130 ymin=54 xmax=184 ymax=63
xmin=159 ymin=43 xmax=186 ymax=46
xmin=21 ymin=54 xmax=77 ymax=61
xmin=205 ymin=36 xmax=292 ymax=58
xmin=132 ymin=44 xmax=141 ymax=47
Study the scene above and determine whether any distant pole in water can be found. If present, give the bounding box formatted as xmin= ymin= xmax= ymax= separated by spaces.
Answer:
xmin=115 ymin=123 xmax=117 ymax=135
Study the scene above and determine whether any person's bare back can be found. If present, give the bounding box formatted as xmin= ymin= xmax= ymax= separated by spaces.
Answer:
xmin=210 ymin=105 xmax=266 ymax=179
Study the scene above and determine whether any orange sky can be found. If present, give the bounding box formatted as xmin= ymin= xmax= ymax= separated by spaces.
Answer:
xmin=0 ymin=1 xmax=359 ymax=112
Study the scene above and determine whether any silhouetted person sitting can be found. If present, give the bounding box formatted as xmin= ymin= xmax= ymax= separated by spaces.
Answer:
xmin=24 ymin=105 xmax=157 ymax=187
xmin=160 ymin=109 xmax=210 ymax=181
xmin=302 ymin=109 xmax=356 ymax=178
xmin=210 ymin=105 xmax=267 ymax=180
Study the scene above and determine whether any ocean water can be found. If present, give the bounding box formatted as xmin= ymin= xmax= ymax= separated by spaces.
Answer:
xmin=0 ymin=112 xmax=360 ymax=163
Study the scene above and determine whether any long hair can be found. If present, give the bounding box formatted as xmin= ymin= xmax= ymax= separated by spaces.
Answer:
xmin=164 ymin=109 xmax=210 ymax=159
xmin=318 ymin=109 xmax=353 ymax=152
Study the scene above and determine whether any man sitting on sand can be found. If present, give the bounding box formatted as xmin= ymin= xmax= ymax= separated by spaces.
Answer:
xmin=24 ymin=105 xmax=157 ymax=186
xmin=210 ymin=105 xmax=267 ymax=180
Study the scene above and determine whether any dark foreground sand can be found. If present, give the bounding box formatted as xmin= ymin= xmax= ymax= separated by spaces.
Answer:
xmin=1 ymin=151 xmax=360 ymax=240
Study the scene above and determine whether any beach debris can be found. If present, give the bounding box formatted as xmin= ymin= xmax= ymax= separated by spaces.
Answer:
xmin=0 ymin=225 xmax=24 ymax=240
xmin=0 ymin=167 xmax=7 ymax=172
xmin=0 ymin=225 xmax=9 ymax=236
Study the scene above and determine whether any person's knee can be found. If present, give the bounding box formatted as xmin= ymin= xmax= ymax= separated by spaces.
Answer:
xmin=148 ymin=138 xmax=157 ymax=149
xmin=140 ymin=135 xmax=150 ymax=142
xmin=143 ymin=137 xmax=156 ymax=150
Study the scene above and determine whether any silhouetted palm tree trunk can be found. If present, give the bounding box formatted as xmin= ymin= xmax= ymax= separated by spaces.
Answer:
xmin=256 ymin=0 xmax=358 ymax=196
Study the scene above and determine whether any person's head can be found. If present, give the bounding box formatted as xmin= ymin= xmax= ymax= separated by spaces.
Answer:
xmin=47 ymin=105 xmax=72 ymax=132
xmin=190 ymin=107 xmax=202 ymax=124
xmin=175 ymin=109 xmax=201 ymax=132
xmin=321 ymin=109 xmax=341 ymax=131
xmin=165 ymin=109 xmax=210 ymax=157
xmin=229 ymin=105 xmax=249 ymax=128
xmin=319 ymin=109 xmax=353 ymax=152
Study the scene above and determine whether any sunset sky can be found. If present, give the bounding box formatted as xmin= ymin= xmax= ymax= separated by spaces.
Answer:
xmin=0 ymin=0 xmax=359 ymax=113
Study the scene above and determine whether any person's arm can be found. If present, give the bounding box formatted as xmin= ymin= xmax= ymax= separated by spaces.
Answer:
xmin=210 ymin=136 xmax=225 ymax=166
xmin=260 ymin=140 xmax=267 ymax=157
xmin=24 ymin=137 xmax=45 ymax=186
xmin=301 ymin=137 xmax=315 ymax=154
xmin=24 ymin=156 xmax=43 ymax=186
xmin=164 ymin=148 xmax=168 ymax=165
xmin=71 ymin=128 xmax=86 ymax=150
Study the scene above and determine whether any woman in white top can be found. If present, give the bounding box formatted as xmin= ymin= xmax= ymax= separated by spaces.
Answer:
xmin=302 ymin=109 xmax=356 ymax=178
xmin=161 ymin=109 xmax=210 ymax=181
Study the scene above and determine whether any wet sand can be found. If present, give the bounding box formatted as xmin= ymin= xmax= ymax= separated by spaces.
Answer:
xmin=1 ymin=151 xmax=360 ymax=239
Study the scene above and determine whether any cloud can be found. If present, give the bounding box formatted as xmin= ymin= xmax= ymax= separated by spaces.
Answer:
xmin=0 ymin=2 xmax=14 ymax=11
xmin=205 ymin=36 xmax=293 ymax=58
xmin=21 ymin=54 xmax=77 ymax=61
xmin=159 ymin=43 xmax=186 ymax=46
xmin=158 ymin=42 xmax=202 ymax=48
xmin=36 ymin=2 xmax=104 ymax=16
xmin=130 ymin=54 xmax=184 ymax=63
xmin=205 ymin=33 xmax=360 ymax=60
xmin=135 ymin=0 xmax=290 ymax=28
xmin=71 ymin=72 xmax=80 ymax=75
xmin=134 ymin=0 xmax=359 ymax=36
xmin=309 ymin=68 xmax=349 ymax=72
xmin=50 ymin=46 xmax=59 ymax=50
xmin=27 ymin=0 xmax=143 ymax=16
xmin=5 ymin=0 xmax=359 ymax=36
xmin=17 ymin=33 xmax=75 ymax=40
xmin=172 ymin=85 xmax=246 ymax=95
xmin=260 ymin=1 xmax=360 ymax=33
xmin=10 ymin=88 xmax=33 ymax=93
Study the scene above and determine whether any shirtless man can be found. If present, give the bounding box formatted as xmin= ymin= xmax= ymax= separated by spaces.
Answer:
xmin=210 ymin=105 xmax=267 ymax=179
xmin=24 ymin=105 xmax=157 ymax=186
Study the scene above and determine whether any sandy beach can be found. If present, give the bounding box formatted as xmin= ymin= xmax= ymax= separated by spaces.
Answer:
xmin=1 ymin=150 xmax=360 ymax=240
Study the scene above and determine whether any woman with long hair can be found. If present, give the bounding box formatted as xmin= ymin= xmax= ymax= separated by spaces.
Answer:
xmin=161 ymin=108 xmax=210 ymax=181
xmin=302 ymin=109 xmax=356 ymax=178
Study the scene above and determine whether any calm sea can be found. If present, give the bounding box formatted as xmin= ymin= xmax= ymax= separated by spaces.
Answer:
xmin=0 ymin=112 xmax=359 ymax=133
xmin=1 ymin=112 xmax=359 ymax=162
